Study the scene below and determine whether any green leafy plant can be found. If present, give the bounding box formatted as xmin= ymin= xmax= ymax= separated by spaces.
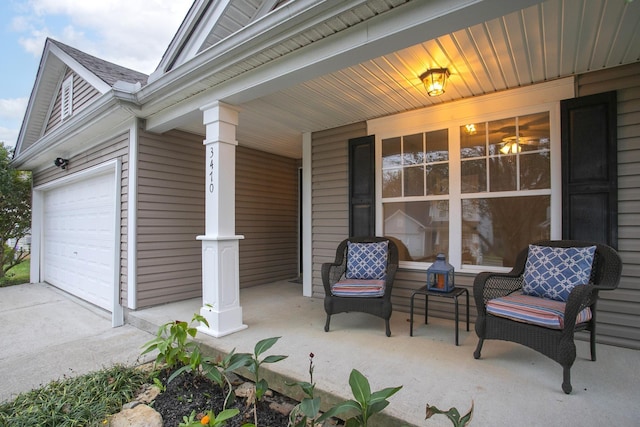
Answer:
xmin=179 ymin=408 xmax=240 ymax=427
xmin=245 ymin=336 xmax=288 ymax=402
xmin=152 ymin=376 xmax=167 ymax=392
xmin=199 ymin=349 xmax=252 ymax=409
xmin=425 ymin=401 xmax=474 ymax=427
xmin=287 ymin=352 xmax=320 ymax=427
xmin=0 ymin=365 xmax=150 ymax=426
xmin=242 ymin=336 xmax=287 ymax=427
xmin=141 ymin=313 xmax=209 ymax=369
xmin=318 ymin=368 xmax=402 ymax=427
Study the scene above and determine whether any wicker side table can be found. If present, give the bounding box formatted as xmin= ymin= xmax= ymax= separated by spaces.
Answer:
xmin=409 ymin=286 xmax=469 ymax=345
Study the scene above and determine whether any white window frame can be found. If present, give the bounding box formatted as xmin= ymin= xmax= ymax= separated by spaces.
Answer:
xmin=368 ymin=78 xmax=575 ymax=273
xmin=61 ymin=75 xmax=73 ymax=121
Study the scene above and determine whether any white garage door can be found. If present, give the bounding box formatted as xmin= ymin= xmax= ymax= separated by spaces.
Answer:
xmin=43 ymin=171 xmax=116 ymax=311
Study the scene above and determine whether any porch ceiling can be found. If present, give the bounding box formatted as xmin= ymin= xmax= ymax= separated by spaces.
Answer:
xmin=175 ymin=0 xmax=640 ymax=159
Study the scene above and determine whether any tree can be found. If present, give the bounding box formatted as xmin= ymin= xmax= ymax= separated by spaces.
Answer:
xmin=0 ymin=142 xmax=32 ymax=278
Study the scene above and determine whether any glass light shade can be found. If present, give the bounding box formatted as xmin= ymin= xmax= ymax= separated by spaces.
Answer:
xmin=420 ymin=68 xmax=450 ymax=96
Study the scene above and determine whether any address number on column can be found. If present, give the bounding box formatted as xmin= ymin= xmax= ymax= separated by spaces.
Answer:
xmin=209 ymin=146 xmax=215 ymax=193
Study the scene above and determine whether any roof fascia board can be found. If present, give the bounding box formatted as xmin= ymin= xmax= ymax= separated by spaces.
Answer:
xmin=48 ymin=43 xmax=111 ymax=94
xmin=140 ymin=0 xmax=368 ymax=104
xmin=152 ymin=0 xmax=211 ymax=78
xmin=11 ymin=93 xmax=126 ymax=170
xmin=14 ymin=44 xmax=64 ymax=155
xmin=169 ymin=0 xmax=232 ymax=71
xmin=144 ymin=0 xmax=543 ymax=133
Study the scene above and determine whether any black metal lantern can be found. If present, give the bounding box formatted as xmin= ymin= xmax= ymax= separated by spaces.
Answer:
xmin=426 ymin=253 xmax=454 ymax=292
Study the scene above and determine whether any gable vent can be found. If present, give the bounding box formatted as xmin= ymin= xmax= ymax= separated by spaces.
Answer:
xmin=61 ymin=75 xmax=73 ymax=121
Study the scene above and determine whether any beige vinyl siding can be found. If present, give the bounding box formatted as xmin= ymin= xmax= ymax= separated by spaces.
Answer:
xmin=311 ymin=123 xmax=366 ymax=297
xmin=44 ymin=67 xmax=100 ymax=135
xmin=33 ymin=132 xmax=130 ymax=306
xmin=577 ymin=62 xmax=640 ymax=349
xmin=236 ymin=146 xmax=299 ymax=287
xmin=135 ymin=132 xmax=298 ymax=307
xmin=136 ymin=130 xmax=205 ymax=308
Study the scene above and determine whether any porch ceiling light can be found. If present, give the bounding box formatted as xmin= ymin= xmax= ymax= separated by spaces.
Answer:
xmin=419 ymin=68 xmax=450 ymax=96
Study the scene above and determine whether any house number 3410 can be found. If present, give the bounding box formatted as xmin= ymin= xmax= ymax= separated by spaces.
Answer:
xmin=209 ymin=147 xmax=215 ymax=193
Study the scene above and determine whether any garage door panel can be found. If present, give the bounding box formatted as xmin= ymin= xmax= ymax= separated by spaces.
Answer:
xmin=43 ymin=171 xmax=116 ymax=311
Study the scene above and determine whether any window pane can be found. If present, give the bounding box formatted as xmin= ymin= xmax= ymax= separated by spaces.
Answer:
xmin=461 ymin=159 xmax=486 ymax=193
xmin=520 ymin=152 xmax=550 ymax=189
xmin=384 ymin=201 xmax=449 ymax=262
xmin=460 ymin=122 xmax=486 ymax=158
xmin=488 ymin=117 xmax=516 ymax=156
xmin=519 ymin=112 xmax=550 ymax=152
xmin=462 ymin=196 xmax=550 ymax=267
xmin=382 ymin=137 xmax=401 ymax=167
xmin=426 ymin=129 xmax=449 ymax=162
xmin=403 ymin=133 xmax=424 ymax=165
xmin=426 ymin=163 xmax=449 ymax=195
xmin=404 ymin=165 xmax=424 ymax=196
xmin=489 ymin=157 xmax=516 ymax=191
xmin=382 ymin=169 xmax=401 ymax=197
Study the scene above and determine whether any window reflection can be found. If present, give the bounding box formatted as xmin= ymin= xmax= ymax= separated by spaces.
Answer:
xmin=384 ymin=201 xmax=449 ymax=262
xmin=462 ymin=196 xmax=550 ymax=267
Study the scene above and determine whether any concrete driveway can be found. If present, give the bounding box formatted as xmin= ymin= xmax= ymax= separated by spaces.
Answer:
xmin=0 ymin=283 xmax=155 ymax=403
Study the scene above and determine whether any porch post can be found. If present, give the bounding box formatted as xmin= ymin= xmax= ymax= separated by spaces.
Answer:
xmin=197 ymin=101 xmax=247 ymax=337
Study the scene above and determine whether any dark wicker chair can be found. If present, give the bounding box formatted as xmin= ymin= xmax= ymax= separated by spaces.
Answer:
xmin=473 ymin=240 xmax=622 ymax=394
xmin=322 ymin=236 xmax=399 ymax=337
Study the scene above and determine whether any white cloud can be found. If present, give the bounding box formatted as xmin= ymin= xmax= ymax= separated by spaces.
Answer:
xmin=0 ymin=126 xmax=19 ymax=148
xmin=0 ymin=98 xmax=29 ymax=120
xmin=15 ymin=0 xmax=192 ymax=74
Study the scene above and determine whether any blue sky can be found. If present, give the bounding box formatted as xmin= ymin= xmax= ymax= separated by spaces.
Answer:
xmin=0 ymin=0 xmax=192 ymax=149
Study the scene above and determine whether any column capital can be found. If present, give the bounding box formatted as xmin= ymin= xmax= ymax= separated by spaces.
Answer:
xmin=201 ymin=101 xmax=240 ymax=126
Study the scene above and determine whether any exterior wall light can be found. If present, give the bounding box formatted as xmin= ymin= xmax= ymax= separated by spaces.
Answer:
xmin=419 ymin=68 xmax=450 ymax=96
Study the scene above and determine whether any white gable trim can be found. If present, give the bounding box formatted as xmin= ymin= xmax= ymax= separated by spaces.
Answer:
xmin=170 ymin=0 xmax=232 ymax=70
xmin=48 ymin=43 xmax=111 ymax=94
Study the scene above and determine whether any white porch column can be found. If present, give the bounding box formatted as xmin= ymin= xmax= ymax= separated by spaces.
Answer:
xmin=197 ymin=101 xmax=246 ymax=337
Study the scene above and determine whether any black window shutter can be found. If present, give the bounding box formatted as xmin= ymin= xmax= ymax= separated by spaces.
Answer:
xmin=561 ymin=91 xmax=618 ymax=248
xmin=349 ymin=135 xmax=375 ymax=237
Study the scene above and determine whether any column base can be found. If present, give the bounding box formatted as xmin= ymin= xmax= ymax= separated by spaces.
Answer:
xmin=197 ymin=305 xmax=247 ymax=338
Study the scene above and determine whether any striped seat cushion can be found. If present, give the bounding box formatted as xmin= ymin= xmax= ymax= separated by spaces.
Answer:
xmin=486 ymin=293 xmax=592 ymax=330
xmin=331 ymin=279 xmax=385 ymax=297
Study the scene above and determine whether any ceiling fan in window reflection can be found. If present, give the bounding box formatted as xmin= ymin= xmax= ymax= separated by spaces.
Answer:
xmin=495 ymin=114 xmax=550 ymax=155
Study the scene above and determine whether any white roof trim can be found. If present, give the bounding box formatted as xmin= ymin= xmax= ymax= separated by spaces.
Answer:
xmin=48 ymin=43 xmax=111 ymax=94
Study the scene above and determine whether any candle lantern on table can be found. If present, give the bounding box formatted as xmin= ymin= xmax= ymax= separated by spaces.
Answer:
xmin=426 ymin=253 xmax=454 ymax=292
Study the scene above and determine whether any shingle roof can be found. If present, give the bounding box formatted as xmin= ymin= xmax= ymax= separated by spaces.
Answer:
xmin=51 ymin=39 xmax=148 ymax=87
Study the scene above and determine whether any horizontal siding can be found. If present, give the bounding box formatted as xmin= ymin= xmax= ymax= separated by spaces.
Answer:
xmin=135 ymin=133 xmax=299 ymax=307
xmin=136 ymin=130 xmax=205 ymax=308
xmin=311 ymin=122 xmax=366 ymax=297
xmin=578 ymin=61 xmax=640 ymax=349
xmin=236 ymin=146 xmax=299 ymax=287
xmin=44 ymin=67 xmax=101 ymax=135
xmin=32 ymin=131 xmax=130 ymax=307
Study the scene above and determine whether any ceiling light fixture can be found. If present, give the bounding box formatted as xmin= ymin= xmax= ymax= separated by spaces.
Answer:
xmin=419 ymin=68 xmax=450 ymax=96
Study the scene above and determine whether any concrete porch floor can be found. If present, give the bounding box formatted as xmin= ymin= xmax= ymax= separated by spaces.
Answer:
xmin=129 ymin=280 xmax=640 ymax=427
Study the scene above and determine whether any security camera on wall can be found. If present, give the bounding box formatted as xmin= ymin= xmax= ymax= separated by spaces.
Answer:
xmin=54 ymin=157 xmax=69 ymax=169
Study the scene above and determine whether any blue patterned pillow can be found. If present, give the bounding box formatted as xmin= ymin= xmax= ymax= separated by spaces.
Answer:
xmin=346 ymin=241 xmax=388 ymax=280
xmin=523 ymin=245 xmax=596 ymax=302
